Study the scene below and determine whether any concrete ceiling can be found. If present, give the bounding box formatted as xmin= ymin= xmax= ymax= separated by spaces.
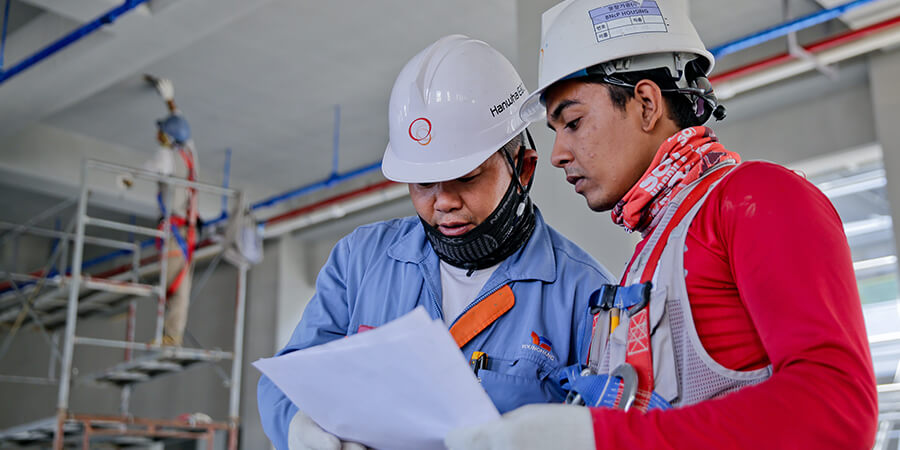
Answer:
xmin=0 ymin=0 xmax=893 ymax=217
xmin=3 ymin=0 xmax=519 ymax=201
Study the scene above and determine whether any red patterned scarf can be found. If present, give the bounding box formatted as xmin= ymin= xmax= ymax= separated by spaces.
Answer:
xmin=611 ymin=126 xmax=740 ymax=233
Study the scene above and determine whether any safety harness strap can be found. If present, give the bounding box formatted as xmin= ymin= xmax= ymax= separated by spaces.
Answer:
xmin=449 ymin=284 xmax=515 ymax=348
xmin=154 ymin=146 xmax=199 ymax=300
xmin=622 ymin=164 xmax=735 ymax=411
xmin=637 ymin=165 xmax=735 ymax=284
xmin=177 ymin=148 xmax=198 ymax=262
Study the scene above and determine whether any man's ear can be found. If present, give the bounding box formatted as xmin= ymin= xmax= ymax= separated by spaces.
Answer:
xmin=633 ymin=80 xmax=665 ymax=132
xmin=518 ymin=148 xmax=538 ymax=188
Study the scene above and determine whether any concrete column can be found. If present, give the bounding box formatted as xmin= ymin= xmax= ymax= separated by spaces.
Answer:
xmin=275 ymin=235 xmax=317 ymax=351
xmin=241 ymin=233 xmax=319 ymax=449
xmin=241 ymin=240 xmax=279 ymax=449
xmin=869 ymin=48 xmax=900 ymax=260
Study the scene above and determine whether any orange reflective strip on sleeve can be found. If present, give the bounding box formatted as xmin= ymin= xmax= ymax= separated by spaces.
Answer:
xmin=449 ymin=284 xmax=515 ymax=348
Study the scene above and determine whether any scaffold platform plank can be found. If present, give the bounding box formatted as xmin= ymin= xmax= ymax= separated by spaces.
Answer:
xmin=87 ymin=346 xmax=233 ymax=386
xmin=0 ymin=413 xmax=228 ymax=448
xmin=0 ymin=276 xmax=156 ymax=329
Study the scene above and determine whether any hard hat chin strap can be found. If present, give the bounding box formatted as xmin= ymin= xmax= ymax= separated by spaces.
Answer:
xmin=420 ymin=130 xmax=539 ymax=275
xmin=503 ymin=128 xmax=537 ymax=199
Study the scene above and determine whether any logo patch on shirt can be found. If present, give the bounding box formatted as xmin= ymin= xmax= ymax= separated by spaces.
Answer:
xmin=521 ymin=331 xmax=556 ymax=361
xmin=531 ymin=331 xmax=552 ymax=351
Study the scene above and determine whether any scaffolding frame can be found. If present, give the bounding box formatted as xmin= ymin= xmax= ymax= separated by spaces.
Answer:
xmin=0 ymin=159 xmax=248 ymax=450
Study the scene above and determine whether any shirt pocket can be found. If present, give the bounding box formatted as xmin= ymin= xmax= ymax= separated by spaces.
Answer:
xmin=477 ymin=350 xmax=562 ymax=413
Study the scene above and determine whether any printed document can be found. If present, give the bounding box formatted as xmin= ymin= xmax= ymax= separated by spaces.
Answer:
xmin=253 ymin=307 xmax=500 ymax=450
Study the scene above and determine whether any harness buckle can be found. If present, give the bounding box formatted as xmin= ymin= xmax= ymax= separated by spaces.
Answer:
xmin=627 ymin=282 xmax=653 ymax=317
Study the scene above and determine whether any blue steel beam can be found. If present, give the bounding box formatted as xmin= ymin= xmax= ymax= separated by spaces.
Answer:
xmin=0 ymin=0 xmax=150 ymax=84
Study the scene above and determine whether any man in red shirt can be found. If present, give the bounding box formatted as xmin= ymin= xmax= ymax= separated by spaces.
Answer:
xmin=445 ymin=0 xmax=877 ymax=448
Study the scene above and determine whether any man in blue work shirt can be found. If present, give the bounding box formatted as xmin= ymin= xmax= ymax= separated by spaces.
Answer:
xmin=257 ymin=35 xmax=615 ymax=450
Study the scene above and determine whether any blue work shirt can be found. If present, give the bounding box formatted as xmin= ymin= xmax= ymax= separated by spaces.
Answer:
xmin=257 ymin=210 xmax=614 ymax=449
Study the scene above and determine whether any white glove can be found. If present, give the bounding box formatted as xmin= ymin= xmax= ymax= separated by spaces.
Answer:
xmin=154 ymin=77 xmax=175 ymax=102
xmin=288 ymin=409 xmax=367 ymax=450
xmin=444 ymin=403 xmax=595 ymax=450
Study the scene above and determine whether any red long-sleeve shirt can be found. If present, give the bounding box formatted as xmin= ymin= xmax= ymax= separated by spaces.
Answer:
xmin=591 ymin=161 xmax=877 ymax=448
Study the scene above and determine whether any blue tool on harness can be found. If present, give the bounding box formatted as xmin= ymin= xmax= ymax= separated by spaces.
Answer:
xmin=560 ymin=363 xmax=671 ymax=411
xmin=561 ymin=282 xmax=671 ymax=411
xmin=588 ymin=283 xmax=652 ymax=315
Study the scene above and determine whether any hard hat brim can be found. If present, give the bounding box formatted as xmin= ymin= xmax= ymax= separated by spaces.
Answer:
xmin=520 ymin=92 xmax=548 ymax=124
xmin=382 ymin=141 xmax=503 ymax=184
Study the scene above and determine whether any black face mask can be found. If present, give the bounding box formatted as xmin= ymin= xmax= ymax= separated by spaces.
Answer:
xmin=420 ymin=131 xmax=537 ymax=275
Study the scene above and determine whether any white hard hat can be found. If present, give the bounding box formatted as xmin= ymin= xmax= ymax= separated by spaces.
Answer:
xmin=520 ymin=0 xmax=715 ymax=122
xmin=382 ymin=35 xmax=530 ymax=183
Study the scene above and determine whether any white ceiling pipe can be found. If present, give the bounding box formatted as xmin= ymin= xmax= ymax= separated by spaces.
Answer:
xmin=716 ymin=23 xmax=900 ymax=100
xmin=262 ymin=183 xmax=409 ymax=239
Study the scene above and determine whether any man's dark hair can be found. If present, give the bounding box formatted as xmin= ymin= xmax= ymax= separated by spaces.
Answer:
xmin=584 ymin=68 xmax=702 ymax=129
xmin=500 ymin=134 xmax=523 ymax=157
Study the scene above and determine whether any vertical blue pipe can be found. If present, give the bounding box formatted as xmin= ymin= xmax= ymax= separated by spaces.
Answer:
xmin=50 ymin=216 xmax=61 ymax=273
xmin=221 ymin=148 xmax=231 ymax=218
xmin=332 ymin=105 xmax=341 ymax=178
xmin=128 ymin=215 xmax=136 ymax=243
xmin=709 ymin=0 xmax=881 ymax=58
xmin=1 ymin=0 xmax=10 ymax=71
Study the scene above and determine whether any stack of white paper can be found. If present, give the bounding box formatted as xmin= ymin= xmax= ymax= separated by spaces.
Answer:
xmin=253 ymin=307 xmax=500 ymax=450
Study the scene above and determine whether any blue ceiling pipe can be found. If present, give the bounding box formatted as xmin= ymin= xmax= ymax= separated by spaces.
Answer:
xmin=1 ymin=0 xmax=11 ymax=71
xmin=0 ymin=0 xmax=150 ymax=84
xmin=709 ymin=0 xmax=882 ymax=58
xmin=250 ymin=161 xmax=383 ymax=218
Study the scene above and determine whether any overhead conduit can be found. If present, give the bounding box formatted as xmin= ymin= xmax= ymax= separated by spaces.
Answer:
xmin=707 ymin=0 xmax=883 ymax=58
xmin=711 ymin=14 xmax=900 ymax=99
xmin=0 ymin=0 xmax=150 ymax=84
